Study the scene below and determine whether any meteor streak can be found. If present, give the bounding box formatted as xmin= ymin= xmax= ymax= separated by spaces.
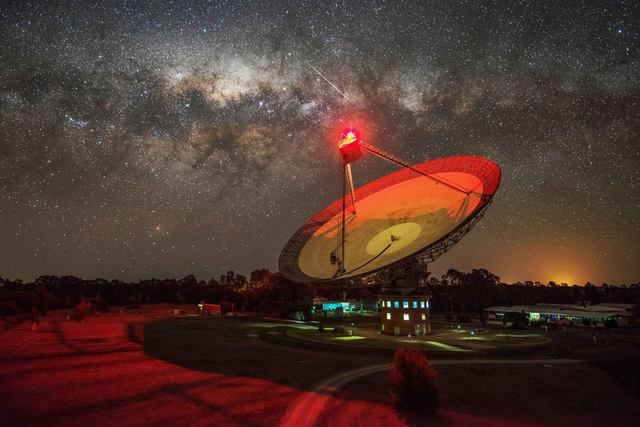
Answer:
xmin=307 ymin=63 xmax=351 ymax=102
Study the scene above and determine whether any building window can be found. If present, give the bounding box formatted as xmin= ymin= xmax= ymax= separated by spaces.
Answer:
xmin=403 ymin=313 xmax=410 ymax=321
xmin=427 ymin=301 xmax=429 ymax=308
xmin=387 ymin=301 xmax=391 ymax=307
xmin=394 ymin=301 xmax=399 ymax=308
xmin=422 ymin=313 xmax=426 ymax=320
xmin=387 ymin=313 xmax=391 ymax=320
xmin=420 ymin=301 xmax=425 ymax=308
xmin=381 ymin=301 xmax=385 ymax=308
xmin=413 ymin=301 xmax=418 ymax=308
xmin=403 ymin=301 xmax=409 ymax=308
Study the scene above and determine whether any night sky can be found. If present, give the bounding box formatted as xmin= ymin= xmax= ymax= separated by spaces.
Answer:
xmin=1 ymin=1 xmax=638 ymax=286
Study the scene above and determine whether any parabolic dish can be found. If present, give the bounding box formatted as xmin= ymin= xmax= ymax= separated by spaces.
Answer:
xmin=279 ymin=156 xmax=501 ymax=284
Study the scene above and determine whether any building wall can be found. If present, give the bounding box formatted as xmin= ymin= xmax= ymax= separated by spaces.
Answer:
xmin=379 ymin=295 xmax=431 ymax=335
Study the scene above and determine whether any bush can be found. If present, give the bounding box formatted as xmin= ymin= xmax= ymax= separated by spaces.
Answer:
xmin=84 ymin=298 xmax=110 ymax=314
xmin=0 ymin=321 xmax=11 ymax=332
xmin=504 ymin=311 xmax=529 ymax=329
xmin=126 ymin=304 xmax=142 ymax=309
xmin=456 ymin=314 xmax=472 ymax=323
xmin=334 ymin=326 xmax=344 ymax=333
xmin=220 ymin=301 xmax=233 ymax=315
xmin=5 ymin=317 xmax=19 ymax=327
xmin=0 ymin=300 xmax=22 ymax=317
xmin=75 ymin=301 xmax=92 ymax=327
xmin=479 ymin=312 xmax=488 ymax=326
xmin=604 ymin=318 xmax=618 ymax=329
xmin=389 ymin=348 xmax=439 ymax=415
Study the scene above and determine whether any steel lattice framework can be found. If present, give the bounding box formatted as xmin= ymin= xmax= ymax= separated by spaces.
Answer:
xmin=279 ymin=152 xmax=501 ymax=286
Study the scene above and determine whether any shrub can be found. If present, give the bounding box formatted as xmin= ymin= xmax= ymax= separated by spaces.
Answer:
xmin=581 ymin=318 xmax=591 ymax=327
xmin=0 ymin=301 xmax=22 ymax=317
xmin=479 ymin=312 xmax=488 ymax=326
xmin=75 ymin=301 xmax=92 ymax=327
xmin=5 ymin=318 xmax=19 ymax=327
xmin=389 ymin=348 xmax=439 ymax=415
xmin=126 ymin=304 xmax=142 ymax=309
xmin=84 ymin=298 xmax=110 ymax=314
xmin=0 ymin=321 xmax=11 ymax=332
xmin=504 ymin=311 xmax=529 ymax=329
xmin=333 ymin=326 xmax=344 ymax=333
xmin=604 ymin=318 xmax=618 ymax=329
xmin=456 ymin=314 xmax=472 ymax=323
xmin=220 ymin=301 xmax=233 ymax=315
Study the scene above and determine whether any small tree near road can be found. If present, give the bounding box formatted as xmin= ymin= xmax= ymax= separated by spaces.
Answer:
xmin=389 ymin=348 xmax=439 ymax=415
xmin=75 ymin=301 xmax=92 ymax=328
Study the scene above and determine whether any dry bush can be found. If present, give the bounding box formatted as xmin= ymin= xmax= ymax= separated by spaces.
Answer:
xmin=389 ymin=348 xmax=439 ymax=415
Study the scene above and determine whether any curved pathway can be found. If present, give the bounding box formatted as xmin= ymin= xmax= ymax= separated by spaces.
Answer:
xmin=278 ymin=358 xmax=583 ymax=427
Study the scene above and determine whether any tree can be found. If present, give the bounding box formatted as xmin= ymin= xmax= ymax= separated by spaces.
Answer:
xmin=84 ymin=298 xmax=110 ymax=314
xmin=257 ymin=274 xmax=313 ymax=320
xmin=503 ymin=311 xmax=529 ymax=329
xmin=75 ymin=301 xmax=92 ymax=328
xmin=389 ymin=349 xmax=439 ymax=415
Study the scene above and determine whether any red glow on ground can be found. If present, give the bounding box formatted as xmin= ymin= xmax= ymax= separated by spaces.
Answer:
xmin=0 ymin=311 xmax=299 ymax=427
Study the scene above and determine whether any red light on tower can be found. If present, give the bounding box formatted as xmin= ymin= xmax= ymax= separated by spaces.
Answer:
xmin=338 ymin=131 xmax=364 ymax=164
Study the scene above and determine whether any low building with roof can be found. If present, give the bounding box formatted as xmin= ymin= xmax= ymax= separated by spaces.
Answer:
xmin=484 ymin=303 xmax=636 ymax=327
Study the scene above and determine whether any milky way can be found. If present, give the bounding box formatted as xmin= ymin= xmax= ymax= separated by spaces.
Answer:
xmin=1 ymin=0 xmax=638 ymax=285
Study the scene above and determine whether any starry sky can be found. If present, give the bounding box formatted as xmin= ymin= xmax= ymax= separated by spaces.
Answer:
xmin=1 ymin=0 xmax=638 ymax=286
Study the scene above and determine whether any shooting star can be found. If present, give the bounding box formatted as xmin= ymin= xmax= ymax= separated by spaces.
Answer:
xmin=307 ymin=63 xmax=351 ymax=102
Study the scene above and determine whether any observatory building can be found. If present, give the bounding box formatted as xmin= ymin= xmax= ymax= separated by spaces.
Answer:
xmin=379 ymin=295 xmax=431 ymax=335
xmin=279 ymin=131 xmax=501 ymax=336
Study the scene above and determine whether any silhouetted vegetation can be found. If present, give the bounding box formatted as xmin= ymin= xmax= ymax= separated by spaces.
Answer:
xmin=1 ymin=268 xmax=638 ymax=324
xmin=389 ymin=348 xmax=439 ymax=414
xmin=503 ymin=311 xmax=529 ymax=329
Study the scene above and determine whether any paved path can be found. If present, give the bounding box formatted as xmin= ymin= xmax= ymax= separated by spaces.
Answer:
xmin=278 ymin=358 xmax=583 ymax=427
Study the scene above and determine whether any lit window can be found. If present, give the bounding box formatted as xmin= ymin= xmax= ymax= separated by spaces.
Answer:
xmin=403 ymin=313 xmax=409 ymax=321
xmin=387 ymin=301 xmax=391 ymax=307
xmin=420 ymin=301 xmax=425 ymax=308
xmin=381 ymin=301 xmax=385 ymax=308
xmin=427 ymin=301 xmax=430 ymax=308
xmin=403 ymin=301 xmax=409 ymax=308
xmin=387 ymin=313 xmax=391 ymax=320
xmin=394 ymin=301 xmax=399 ymax=308
xmin=413 ymin=302 xmax=418 ymax=308
xmin=422 ymin=313 xmax=426 ymax=320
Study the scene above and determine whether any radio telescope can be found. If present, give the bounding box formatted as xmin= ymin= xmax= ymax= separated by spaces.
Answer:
xmin=278 ymin=131 xmax=501 ymax=287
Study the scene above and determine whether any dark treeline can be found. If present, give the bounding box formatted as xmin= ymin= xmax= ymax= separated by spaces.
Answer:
xmin=1 ymin=267 xmax=639 ymax=319
xmin=0 ymin=269 xmax=313 ymax=320
xmin=427 ymin=269 xmax=640 ymax=314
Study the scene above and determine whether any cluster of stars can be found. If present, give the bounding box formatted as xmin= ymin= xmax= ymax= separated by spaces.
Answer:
xmin=0 ymin=1 xmax=638 ymax=285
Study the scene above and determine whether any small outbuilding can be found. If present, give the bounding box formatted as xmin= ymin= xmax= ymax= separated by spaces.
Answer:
xmin=198 ymin=301 xmax=221 ymax=316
